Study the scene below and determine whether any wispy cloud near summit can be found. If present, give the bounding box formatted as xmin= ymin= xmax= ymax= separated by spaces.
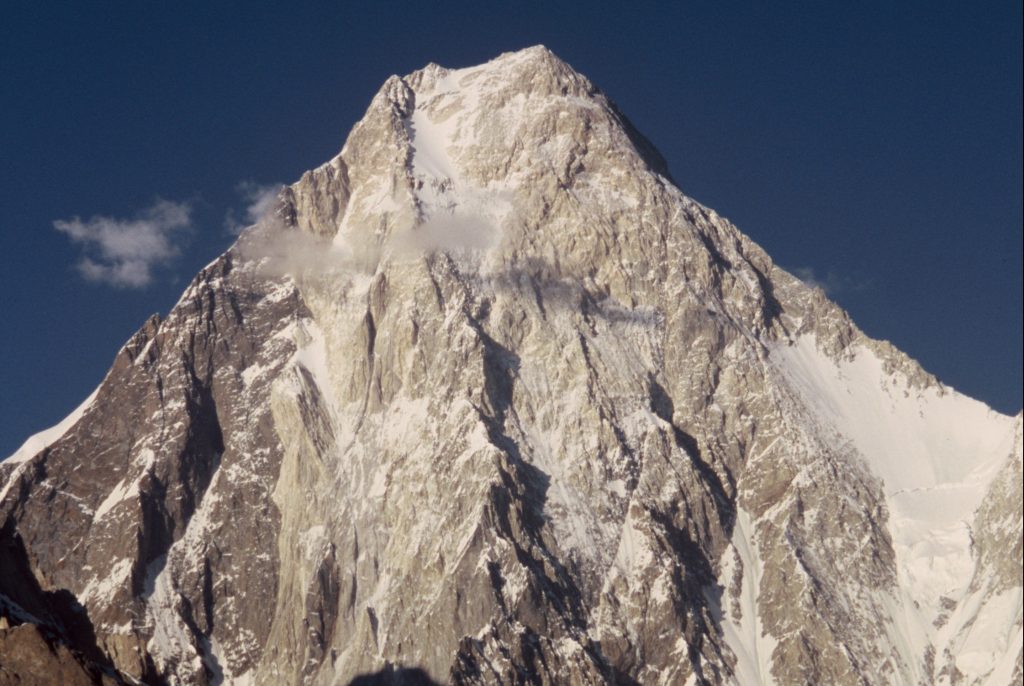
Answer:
xmin=54 ymin=199 xmax=192 ymax=288
xmin=225 ymin=181 xmax=283 ymax=234
xmin=790 ymin=266 xmax=872 ymax=296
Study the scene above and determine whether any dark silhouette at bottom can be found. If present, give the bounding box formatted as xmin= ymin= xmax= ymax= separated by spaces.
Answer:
xmin=347 ymin=665 xmax=441 ymax=686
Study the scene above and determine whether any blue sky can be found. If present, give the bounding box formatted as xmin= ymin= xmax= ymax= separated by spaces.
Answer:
xmin=1 ymin=1 xmax=1021 ymax=456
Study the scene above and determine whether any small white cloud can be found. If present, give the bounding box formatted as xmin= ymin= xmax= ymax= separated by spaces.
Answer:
xmin=54 ymin=199 xmax=192 ymax=288
xmin=791 ymin=266 xmax=871 ymax=295
xmin=225 ymin=181 xmax=284 ymax=234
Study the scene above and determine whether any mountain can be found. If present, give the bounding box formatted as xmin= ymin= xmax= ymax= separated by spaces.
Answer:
xmin=1 ymin=46 xmax=1020 ymax=686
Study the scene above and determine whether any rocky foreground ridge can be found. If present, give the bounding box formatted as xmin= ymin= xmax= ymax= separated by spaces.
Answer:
xmin=1 ymin=46 xmax=1021 ymax=686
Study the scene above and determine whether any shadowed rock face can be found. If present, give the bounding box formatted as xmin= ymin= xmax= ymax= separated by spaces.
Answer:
xmin=1 ymin=46 xmax=1020 ymax=685
xmin=347 ymin=666 xmax=440 ymax=686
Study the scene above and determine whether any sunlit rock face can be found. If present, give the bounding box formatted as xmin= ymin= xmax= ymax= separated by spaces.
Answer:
xmin=1 ymin=46 xmax=1020 ymax=686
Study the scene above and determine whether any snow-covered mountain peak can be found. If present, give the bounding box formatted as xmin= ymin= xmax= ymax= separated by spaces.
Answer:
xmin=1 ymin=48 xmax=1019 ymax=686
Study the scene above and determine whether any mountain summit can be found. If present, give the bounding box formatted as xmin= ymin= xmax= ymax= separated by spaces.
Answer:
xmin=2 ymin=46 xmax=1020 ymax=686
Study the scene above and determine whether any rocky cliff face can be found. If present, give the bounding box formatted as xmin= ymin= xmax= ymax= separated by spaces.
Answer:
xmin=1 ymin=46 xmax=1020 ymax=686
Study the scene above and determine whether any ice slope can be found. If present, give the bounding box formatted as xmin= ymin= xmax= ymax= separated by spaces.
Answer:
xmin=0 ymin=387 xmax=101 ymax=507
xmin=769 ymin=334 xmax=1019 ymax=683
xmin=4 ymin=387 xmax=99 ymax=465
